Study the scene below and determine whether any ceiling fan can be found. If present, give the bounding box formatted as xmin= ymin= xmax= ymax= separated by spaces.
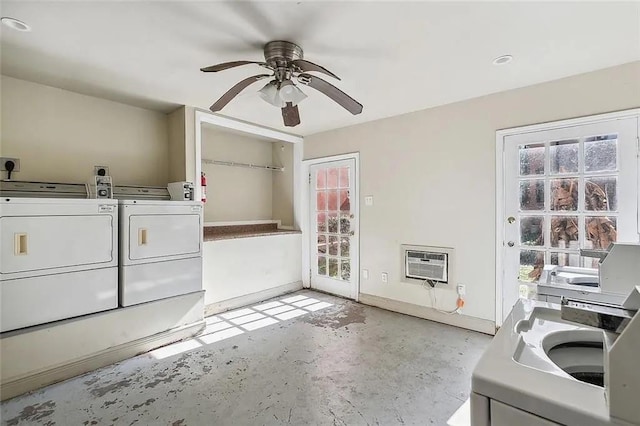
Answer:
xmin=200 ymin=40 xmax=363 ymax=127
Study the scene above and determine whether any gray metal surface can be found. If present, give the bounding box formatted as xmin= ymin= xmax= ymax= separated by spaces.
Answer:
xmin=0 ymin=290 xmax=490 ymax=425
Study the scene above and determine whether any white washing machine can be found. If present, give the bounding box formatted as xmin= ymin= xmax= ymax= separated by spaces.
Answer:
xmin=118 ymin=199 xmax=202 ymax=306
xmin=0 ymin=197 xmax=119 ymax=332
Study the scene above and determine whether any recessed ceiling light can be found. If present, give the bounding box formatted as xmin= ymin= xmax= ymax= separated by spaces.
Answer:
xmin=493 ymin=55 xmax=513 ymax=65
xmin=1 ymin=17 xmax=31 ymax=32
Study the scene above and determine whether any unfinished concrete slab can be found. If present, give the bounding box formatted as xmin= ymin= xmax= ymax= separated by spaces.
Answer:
xmin=1 ymin=290 xmax=491 ymax=425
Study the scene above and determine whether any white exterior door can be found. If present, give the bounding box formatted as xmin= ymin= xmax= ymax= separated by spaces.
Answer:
xmin=309 ymin=158 xmax=359 ymax=299
xmin=501 ymin=117 xmax=639 ymax=321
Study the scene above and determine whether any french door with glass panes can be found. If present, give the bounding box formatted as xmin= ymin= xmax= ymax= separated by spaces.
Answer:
xmin=502 ymin=117 xmax=639 ymax=320
xmin=309 ymin=159 xmax=358 ymax=299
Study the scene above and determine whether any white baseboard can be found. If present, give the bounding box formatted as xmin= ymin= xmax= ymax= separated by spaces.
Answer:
xmin=359 ymin=293 xmax=496 ymax=335
xmin=204 ymin=281 xmax=303 ymax=316
xmin=1 ymin=320 xmax=205 ymax=401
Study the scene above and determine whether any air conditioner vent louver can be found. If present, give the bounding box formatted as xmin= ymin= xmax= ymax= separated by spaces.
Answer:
xmin=404 ymin=249 xmax=448 ymax=282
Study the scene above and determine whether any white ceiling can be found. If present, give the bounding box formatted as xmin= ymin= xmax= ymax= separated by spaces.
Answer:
xmin=1 ymin=1 xmax=639 ymax=136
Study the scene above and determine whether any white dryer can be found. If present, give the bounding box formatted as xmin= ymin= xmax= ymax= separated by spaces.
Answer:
xmin=0 ymin=197 xmax=118 ymax=332
xmin=118 ymin=199 xmax=202 ymax=306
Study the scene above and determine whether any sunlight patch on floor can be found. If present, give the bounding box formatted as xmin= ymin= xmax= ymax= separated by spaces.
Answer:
xmin=150 ymin=294 xmax=333 ymax=360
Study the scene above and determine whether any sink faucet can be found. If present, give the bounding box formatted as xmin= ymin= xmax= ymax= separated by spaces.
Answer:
xmin=560 ymin=298 xmax=636 ymax=334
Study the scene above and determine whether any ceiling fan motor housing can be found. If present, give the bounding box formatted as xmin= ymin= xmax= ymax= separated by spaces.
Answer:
xmin=264 ymin=41 xmax=303 ymax=80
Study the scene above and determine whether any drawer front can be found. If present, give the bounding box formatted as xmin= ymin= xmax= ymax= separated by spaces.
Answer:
xmin=1 ymin=215 xmax=114 ymax=274
xmin=128 ymin=214 xmax=201 ymax=261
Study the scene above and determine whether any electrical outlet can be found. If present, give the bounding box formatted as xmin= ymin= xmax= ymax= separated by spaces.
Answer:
xmin=1 ymin=157 xmax=20 ymax=172
xmin=362 ymin=269 xmax=369 ymax=280
xmin=94 ymin=165 xmax=110 ymax=176
xmin=381 ymin=272 xmax=388 ymax=283
xmin=364 ymin=196 xmax=374 ymax=206
xmin=457 ymin=284 xmax=466 ymax=296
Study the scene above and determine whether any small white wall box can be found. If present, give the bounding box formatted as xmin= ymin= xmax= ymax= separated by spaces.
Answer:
xmin=401 ymin=244 xmax=454 ymax=284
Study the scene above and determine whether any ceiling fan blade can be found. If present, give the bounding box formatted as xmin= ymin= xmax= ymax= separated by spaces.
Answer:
xmin=281 ymin=102 xmax=301 ymax=127
xmin=291 ymin=59 xmax=341 ymax=80
xmin=210 ymin=74 xmax=271 ymax=112
xmin=200 ymin=61 xmax=267 ymax=72
xmin=297 ymin=74 xmax=363 ymax=115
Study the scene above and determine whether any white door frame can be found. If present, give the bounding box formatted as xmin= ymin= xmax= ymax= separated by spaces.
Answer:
xmin=495 ymin=108 xmax=640 ymax=327
xmin=302 ymin=153 xmax=360 ymax=300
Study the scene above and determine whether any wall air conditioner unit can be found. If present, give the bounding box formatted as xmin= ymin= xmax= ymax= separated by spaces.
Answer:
xmin=401 ymin=245 xmax=452 ymax=284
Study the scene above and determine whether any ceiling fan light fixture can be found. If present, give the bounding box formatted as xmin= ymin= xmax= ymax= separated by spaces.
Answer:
xmin=258 ymin=81 xmax=285 ymax=107
xmin=279 ymin=80 xmax=307 ymax=106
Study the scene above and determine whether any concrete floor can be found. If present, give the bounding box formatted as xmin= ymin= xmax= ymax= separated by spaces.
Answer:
xmin=1 ymin=290 xmax=491 ymax=425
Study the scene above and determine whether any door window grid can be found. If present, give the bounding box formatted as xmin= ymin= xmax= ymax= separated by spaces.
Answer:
xmin=315 ymin=167 xmax=351 ymax=281
xmin=517 ymin=134 xmax=619 ymax=282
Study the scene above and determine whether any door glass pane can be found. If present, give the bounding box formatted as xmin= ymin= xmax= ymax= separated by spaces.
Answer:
xmin=316 ymin=191 xmax=327 ymax=211
xmin=327 ymin=191 xmax=338 ymax=210
xmin=327 ymin=212 xmax=338 ymax=233
xmin=551 ymin=178 xmax=578 ymax=211
xmin=340 ymin=237 xmax=350 ymax=257
xmin=317 ymin=213 xmax=327 ymax=232
xmin=585 ymin=177 xmax=617 ymax=211
xmin=340 ymin=214 xmax=351 ymax=234
xmin=519 ymin=250 xmax=544 ymax=282
xmin=339 ymin=167 xmax=350 ymax=188
xmin=585 ymin=134 xmax=617 ymax=172
xmin=339 ymin=190 xmax=350 ymax=212
xmin=317 ymin=256 xmax=327 ymax=275
xmin=317 ymin=235 xmax=327 ymax=254
xmin=550 ymin=252 xmax=580 ymax=267
xmin=550 ymin=140 xmax=578 ymax=174
xmin=327 ymin=168 xmax=338 ymax=189
xmin=520 ymin=216 xmax=544 ymax=246
xmin=341 ymin=260 xmax=351 ymax=281
xmin=328 ymin=258 xmax=339 ymax=278
xmin=328 ymin=236 xmax=338 ymax=256
xmin=316 ymin=170 xmax=326 ymax=189
xmin=519 ymin=143 xmax=545 ymax=176
xmin=520 ymin=180 xmax=545 ymax=211
xmin=585 ymin=216 xmax=617 ymax=249
xmin=550 ymin=216 xmax=579 ymax=249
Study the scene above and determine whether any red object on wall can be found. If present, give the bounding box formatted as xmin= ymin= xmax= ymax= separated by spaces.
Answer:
xmin=201 ymin=172 xmax=207 ymax=203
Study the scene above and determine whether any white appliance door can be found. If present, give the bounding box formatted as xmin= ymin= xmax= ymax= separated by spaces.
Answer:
xmin=128 ymin=214 xmax=201 ymax=261
xmin=0 ymin=215 xmax=114 ymax=274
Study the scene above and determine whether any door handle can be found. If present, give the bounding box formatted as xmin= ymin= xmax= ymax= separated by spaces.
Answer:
xmin=138 ymin=228 xmax=148 ymax=246
xmin=349 ymin=231 xmax=355 ymax=236
xmin=507 ymin=241 xmax=515 ymax=247
xmin=14 ymin=233 xmax=28 ymax=255
xmin=507 ymin=216 xmax=516 ymax=224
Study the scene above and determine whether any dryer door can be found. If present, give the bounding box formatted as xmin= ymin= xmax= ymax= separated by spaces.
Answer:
xmin=0 ymin=215 xmax=115 ymax=275
xmin=128 ymin=214 xmax=201 ymax=261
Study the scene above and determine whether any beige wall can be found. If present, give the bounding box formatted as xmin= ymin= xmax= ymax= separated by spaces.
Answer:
xmin=304 ymin=61 xmax=640 ymax=323
xmin=1 ymin=76 xmax=169 ymax=186
xmin=201 ymin=125 xmax=273 ymax=222
xmin=272 ymin=142 xmax=294 ymax=227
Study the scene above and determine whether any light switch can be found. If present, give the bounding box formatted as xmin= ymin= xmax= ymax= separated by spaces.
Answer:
xmin=362 ymin=269 xmax=369 ymax=279
xmin=364 ymin=196 xmax=374 ymax=206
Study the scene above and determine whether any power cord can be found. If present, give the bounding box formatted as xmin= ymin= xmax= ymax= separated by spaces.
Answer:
xmin=422 ymin=279 xmax=464 ymax=315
